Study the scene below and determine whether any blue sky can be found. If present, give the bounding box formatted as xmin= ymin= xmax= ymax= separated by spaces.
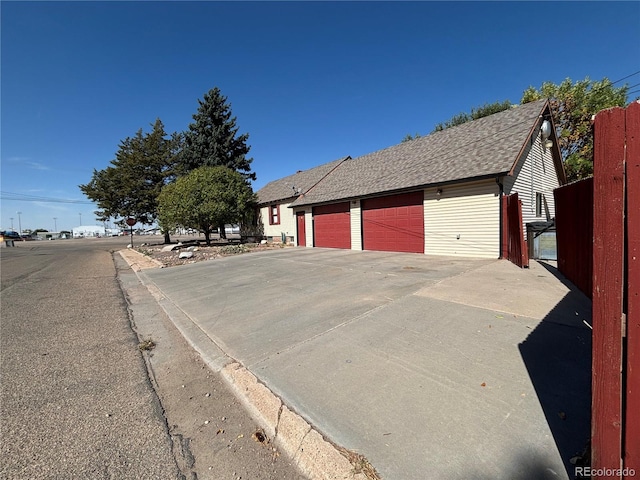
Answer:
xmin=2 ymin=1 xmax=639 ymax=232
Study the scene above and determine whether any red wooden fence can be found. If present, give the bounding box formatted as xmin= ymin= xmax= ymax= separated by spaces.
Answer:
xmin=625 ymin=101 xmax=640 ymax=480
xmin=501 ymin=192 xmax=529 ymax=268
xmin=591 ymin=101 xmax=640 ymax=480
xmin=554 ymin=178 xmax=593 ymax=298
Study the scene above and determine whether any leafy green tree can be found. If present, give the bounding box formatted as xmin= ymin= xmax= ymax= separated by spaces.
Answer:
xmin=80 ymin=119 xmax=181 ymax=243
xmin=432 ymin=100 xmax=512 ymax=132
xmin=158 ymin=166 xmax=256 ymax=246
xmin=180 ymin=87 xmax=256 ymax=182
xmin=401 ymin=133 xmax=422 ymax=143
xmin=521 ymin=77 xmax=629 ymax=182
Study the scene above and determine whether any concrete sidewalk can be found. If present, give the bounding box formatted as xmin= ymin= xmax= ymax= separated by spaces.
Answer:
xmin=125 ymin=248 xmax=592 ymax=480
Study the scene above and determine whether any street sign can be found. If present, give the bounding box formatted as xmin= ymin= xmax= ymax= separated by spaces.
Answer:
xmin=126 ymin=218 xmax=136 ymax=227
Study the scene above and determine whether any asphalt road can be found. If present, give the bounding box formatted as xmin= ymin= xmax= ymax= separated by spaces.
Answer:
xmin=1 ymin=237 xmax=182 ymax=479
xmin=1 ymin=236 xmax=307 ymax=480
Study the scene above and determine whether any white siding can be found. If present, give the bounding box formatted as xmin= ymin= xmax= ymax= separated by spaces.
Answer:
xmin=504 ymin=133 xmax=560 ymax=229
xmin=260 ymin=202 xmax=296 ymax=242
xmin=350 ymin=200 xmax=362 ymax=250
xmin=424 ymin=180 xmax=501 ymax=258
xmin=290 ymin=208 xmax=312 ymax=247
xmin=305 ymin=210 xmax=313 ymax=247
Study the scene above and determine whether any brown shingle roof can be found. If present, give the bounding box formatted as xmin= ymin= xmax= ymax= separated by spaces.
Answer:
xmin=290 ymin=99 xmax=549 ymax=207
xmin=256 ymin=156 xmax=350 ymax=205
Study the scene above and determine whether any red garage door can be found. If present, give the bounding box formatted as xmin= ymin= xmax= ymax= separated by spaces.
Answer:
xmin=362 ymin=191 xmax=424 ymax=253
xmin=313 ymin=202 xmax=351 ymax=249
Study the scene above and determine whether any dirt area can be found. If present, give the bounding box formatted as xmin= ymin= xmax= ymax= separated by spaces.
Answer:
xmin=135 ymin=240 xmax=292 ymax=268
xmin=138 ymin=320 xmax=308 ymax=480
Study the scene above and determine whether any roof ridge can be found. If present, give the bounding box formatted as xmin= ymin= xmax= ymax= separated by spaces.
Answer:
xmin=256 ymin=156 xmax=351 ymax=204
xmin=359 ymin=98 xmax=549 ymax=158
xmin=301 ymin=156 xmax=351 ymax=198
xmin=288 ymin=99 xmax=550 ymax=207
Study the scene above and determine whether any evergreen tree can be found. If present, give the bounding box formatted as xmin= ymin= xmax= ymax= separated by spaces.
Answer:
xmin=181 ymin=87 xmax=256 ymax=182
xmin=80 ymin=119 xmax=180 ymax=243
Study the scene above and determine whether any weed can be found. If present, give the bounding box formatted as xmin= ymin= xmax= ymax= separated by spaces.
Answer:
xmin=337 ymin=446 xmax=381 ymax=480
xmin=138 ymin=339 xmax=156 ymax=351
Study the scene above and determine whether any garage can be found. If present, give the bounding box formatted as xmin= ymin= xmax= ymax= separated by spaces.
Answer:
xmin=362 ymin=191 xmax=424 ymax=253
xmin=313 ymin=202 xmax=351 ymax=249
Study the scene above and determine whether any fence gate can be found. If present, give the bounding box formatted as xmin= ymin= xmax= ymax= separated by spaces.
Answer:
xmin=501 ymin=192 xmax=529 ymax=268
xmin=591 ymin=101 xmax=639 ymax=479
xmin=554 ymin=177 xmax=594 ymax=299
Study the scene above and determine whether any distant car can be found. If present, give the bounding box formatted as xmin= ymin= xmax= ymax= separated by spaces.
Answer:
xmin=1 ymin=231 xmax=21 ymax=239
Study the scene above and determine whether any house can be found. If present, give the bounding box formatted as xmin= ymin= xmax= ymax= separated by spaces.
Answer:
xmin=256 ymin=98 xmax=565 ymax=258
xmin=256 ymin=156 xmax=351 ymax=245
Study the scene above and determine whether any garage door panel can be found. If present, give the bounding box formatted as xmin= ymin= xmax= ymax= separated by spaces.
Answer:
xmin=362 ymin=192 xmax=424 ymax=253
xmin=313 ymin=202 xmax=351 ymax=249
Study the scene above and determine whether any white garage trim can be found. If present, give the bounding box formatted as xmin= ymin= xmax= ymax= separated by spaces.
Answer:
xmin=350 ymin=200 xmax=362 ymax=250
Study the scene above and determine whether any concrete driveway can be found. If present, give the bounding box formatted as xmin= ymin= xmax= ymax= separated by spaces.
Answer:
xmin=139 ymin=248 xmax=592 ymax=480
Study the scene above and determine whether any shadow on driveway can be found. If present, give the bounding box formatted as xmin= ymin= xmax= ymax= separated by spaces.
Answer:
xmin=519 ymin=262 xmax=592 ymax=479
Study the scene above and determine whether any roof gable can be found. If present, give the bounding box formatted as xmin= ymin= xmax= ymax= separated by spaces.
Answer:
xmin=291 ymin=99 xmax=549 ymax=207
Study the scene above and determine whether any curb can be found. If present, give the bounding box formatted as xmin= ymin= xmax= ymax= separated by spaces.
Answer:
xmin=118 ymin=249 xmax=372 ymax=480
xmin=221 ymin=363 xmax=368 ymax=480
xmin=118 ymin=247 xmax=164 ymax=271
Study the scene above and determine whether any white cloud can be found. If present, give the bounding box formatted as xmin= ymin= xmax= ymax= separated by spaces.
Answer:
xmin=32 ymin=202 xmax=71 ymax=212
xmin=6 ymin=157 xmax=51 ymax=171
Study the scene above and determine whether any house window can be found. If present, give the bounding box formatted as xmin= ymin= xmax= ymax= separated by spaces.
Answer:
xmin=536 ymin=193 xmax=543 ymax=217
xmin=269 ymin=204 xmax=280 ymax=225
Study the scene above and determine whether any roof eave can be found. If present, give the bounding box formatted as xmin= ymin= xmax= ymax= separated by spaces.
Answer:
xmin=507 ymin=99 xmax=549 ymax=177
xmin=257 ymin=195 xmax=297 ymax=206
xmin=505 ymin=100 xmax=567 ymax=185
xmin=289 ymin=172 xmax=509 ymax=208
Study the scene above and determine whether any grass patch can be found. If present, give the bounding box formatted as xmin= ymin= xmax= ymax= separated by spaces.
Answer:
xmin=219 ymin=244 xmax=249 ymax=256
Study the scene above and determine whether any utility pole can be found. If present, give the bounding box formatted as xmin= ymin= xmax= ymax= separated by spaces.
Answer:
xmin=17 ymin=212 xmax=22 ymax=236
xmin=10 ymin=218 xmax=14 ymax=230
xmin=53 ymin=217 xmax=57 ymax=232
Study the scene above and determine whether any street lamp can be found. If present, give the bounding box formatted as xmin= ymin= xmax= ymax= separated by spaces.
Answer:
xmin=53 ymin=217 xmax=57 ymax=232
xmin=17 ymin=212 xmax=22 ymax=236
xmin=10 ymin=218 xmax=14 ymax=230
xmin=79 ymin=213 xmax=82 ymax=226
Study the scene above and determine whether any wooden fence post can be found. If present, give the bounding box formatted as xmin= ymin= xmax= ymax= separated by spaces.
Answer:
xmin=592 ymin=107 xmax=626 ymax=479
xmin=516 ymin=198 xmax=529 ymax=268
xmin=501 ymin=195 xmax=508 ymax=259
xmin=624 ymin=101 xmax=640 ymax=479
